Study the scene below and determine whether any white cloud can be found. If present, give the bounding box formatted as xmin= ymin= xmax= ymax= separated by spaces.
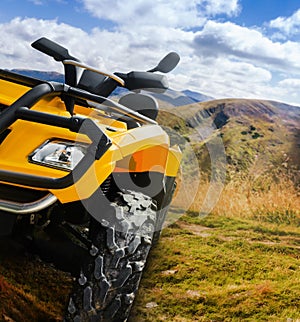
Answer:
xmin=80 ymin=0 xmax=239 ymax=28
xmin=193 ymin=20 xmax=300 ymax=72
xmin=202 ymin=0 xmax=240 ymax=16
xmin=177 ymin=55 xmax=273 ymax=99
xmin=84 ymin=0 xmax=203 ymax=28
xmin=269 ymin=9 xmax=300 ymax=37
xmin=278 ymin=78 xmax=300 ymax=88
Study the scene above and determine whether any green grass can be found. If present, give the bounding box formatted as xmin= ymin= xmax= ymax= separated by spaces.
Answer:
xmin=130 ymin=212 xmax=300 ymax=321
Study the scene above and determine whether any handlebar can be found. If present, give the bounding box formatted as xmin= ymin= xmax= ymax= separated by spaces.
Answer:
xmin=31 ymin=37 xmax=179 ymax=100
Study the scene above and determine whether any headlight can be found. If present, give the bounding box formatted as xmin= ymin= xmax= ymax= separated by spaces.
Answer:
xmin=29 ymin=140 xmax=88 ymax=171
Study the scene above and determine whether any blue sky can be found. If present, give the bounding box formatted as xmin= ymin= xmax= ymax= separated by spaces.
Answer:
xmin=1 ymin=0 xmax=300 ymax=105
xmin=231 ymin=0 xmax=300 ymax=27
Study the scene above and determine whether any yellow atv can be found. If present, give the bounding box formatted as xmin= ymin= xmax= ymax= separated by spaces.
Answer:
xmin=0 ymin=37 xmax=181 ymax=321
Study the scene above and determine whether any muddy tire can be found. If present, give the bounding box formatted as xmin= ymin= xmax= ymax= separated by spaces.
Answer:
xmin=64 ymin=190 xmax=156 ymax=322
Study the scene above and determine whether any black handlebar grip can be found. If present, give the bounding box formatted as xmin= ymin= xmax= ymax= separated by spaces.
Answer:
xmin=31 ymin=37 xmax=78 ymax=62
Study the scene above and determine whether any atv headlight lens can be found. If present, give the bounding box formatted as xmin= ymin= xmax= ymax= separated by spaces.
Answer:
xmin=29 ymin=140 xmax=88 ymax=171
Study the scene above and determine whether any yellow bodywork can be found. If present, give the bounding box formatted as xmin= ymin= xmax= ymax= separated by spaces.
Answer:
xmin=0 ymin=78 xmax=181 ymax=203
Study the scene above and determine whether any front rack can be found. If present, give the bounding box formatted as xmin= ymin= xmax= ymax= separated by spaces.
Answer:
xmin=0 ymin=69 xmax=157 ymax=125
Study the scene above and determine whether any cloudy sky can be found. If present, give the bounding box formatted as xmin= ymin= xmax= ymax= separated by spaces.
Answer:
xmin=1 ymin=0 xmax=300 ymax=105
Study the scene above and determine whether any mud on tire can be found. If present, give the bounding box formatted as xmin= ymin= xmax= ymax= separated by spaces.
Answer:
xmin=64 ymin=190 xmax=156 ymax=322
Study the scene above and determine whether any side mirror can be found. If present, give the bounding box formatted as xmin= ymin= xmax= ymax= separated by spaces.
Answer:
xmin=148 ymin=52 xmax=180 ymax=73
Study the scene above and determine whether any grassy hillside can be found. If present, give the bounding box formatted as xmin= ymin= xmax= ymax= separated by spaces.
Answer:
xmin=0 ymin=98 xmax=299 ymax=321
xmin=158 ymin=98 xmax=299 ymax=207
xmin=159 ymin=98 xmax=299 ymax=175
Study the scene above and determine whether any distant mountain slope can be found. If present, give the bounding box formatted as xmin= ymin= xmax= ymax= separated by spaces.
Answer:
xmin=11 ymin=69 xmax=64 ymax=83
xmin=113 ymin=88 xmax=213 ymax=105
xmin=158 ymin=98 xmax=300 ymax=186
xmin=182 ymin=89 xmax=214 ymax=102
xmin=152 ymin=89 xmax=213 ymax=106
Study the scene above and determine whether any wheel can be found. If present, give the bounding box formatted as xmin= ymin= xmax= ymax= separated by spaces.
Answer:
xmin=64 ymin=190 xmax=156 ymax=322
